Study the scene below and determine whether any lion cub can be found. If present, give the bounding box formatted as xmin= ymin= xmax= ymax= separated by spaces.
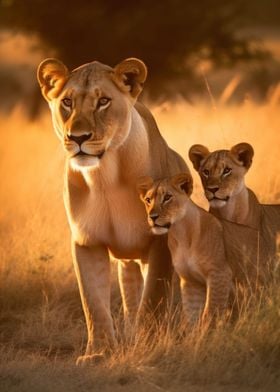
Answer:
xmin=138 ymin=173 xmax=233 ymax=325
xmin=189 ymin=143 xmax=280 ymax=260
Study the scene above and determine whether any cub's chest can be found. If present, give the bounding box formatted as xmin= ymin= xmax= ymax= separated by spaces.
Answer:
xmin=168 ymin=239 xmax=205 ymax=283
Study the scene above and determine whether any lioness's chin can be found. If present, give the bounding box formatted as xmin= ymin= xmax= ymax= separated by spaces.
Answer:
xmin=70 ymin=155 xmax=100 ymax=171
xmin=209 ymin=199 xmax=227 ymax=208
xmin=151 ymin=227 xmax=169 ymax=235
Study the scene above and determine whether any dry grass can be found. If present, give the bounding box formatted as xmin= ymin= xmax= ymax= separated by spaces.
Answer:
xmin=0 ymin=99 xmax=280 ymax=391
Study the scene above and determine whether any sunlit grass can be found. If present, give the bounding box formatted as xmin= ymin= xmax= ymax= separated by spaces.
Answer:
xmin=0 ymin=99 xmax=280 ymax=391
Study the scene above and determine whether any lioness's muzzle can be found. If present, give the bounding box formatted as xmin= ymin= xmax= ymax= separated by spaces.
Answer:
xmin=75 ymin=150 xmax=105 ymax=158
xmin=68 ymin=133 xmax=92 ymax=146
xmin=154 ymin=223 xmax=171 ymax=229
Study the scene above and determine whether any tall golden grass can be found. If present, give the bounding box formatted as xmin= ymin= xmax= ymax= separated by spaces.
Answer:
xmin=0 ymin=95 xmax=280 ymax=391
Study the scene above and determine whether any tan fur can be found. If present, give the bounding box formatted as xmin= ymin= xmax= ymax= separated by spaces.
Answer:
xmin=138 ymin=173 xmax=233 ymax=325
xmin=189 ymin=143 xmax=280 ymax=263
xmin=37 ymin=57 xmax=191 ymax=364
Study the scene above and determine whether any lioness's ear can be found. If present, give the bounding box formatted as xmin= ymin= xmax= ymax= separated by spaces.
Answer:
xmin=230 ymin=143 xmax=254 ymax=169
xmin=114 ymin=58 xmax=147 ymax=100
xmin=171 ymin=172 xmax=193 ymax=196
xmin=137 ymin=176 xmax=154 ymax=198
xmin=188 ymin=145 xmax=210 ymax=171
xmin=37 ymin=58 xmax=69 ymax=101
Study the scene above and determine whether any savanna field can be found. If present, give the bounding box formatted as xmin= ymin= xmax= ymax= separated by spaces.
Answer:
xmin=1 ymin=95 xmax=280 ymax=391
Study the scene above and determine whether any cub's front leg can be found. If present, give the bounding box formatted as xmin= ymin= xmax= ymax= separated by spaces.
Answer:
xmin=180 ymin=268 xmax=232 ymax=326
xmin=72 ymin=242 xmax=116 ymax=365
xmin=180 ymin=279 xmax=206 ymax=325
xmin=202 ymin=268 xmax=232 ymax=323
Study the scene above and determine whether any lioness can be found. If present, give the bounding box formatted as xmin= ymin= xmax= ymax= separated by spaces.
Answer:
xmin=189 ymin=143 xmax=280 ymax=261
xmin=137 ymin=173 xmax=233 ymax=324
xmin=37 ymin=57 xmax=190 ymax=364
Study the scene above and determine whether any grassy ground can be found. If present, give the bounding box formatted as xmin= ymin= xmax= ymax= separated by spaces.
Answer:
xmin=0 ymin=99 xmax=280 ymax=391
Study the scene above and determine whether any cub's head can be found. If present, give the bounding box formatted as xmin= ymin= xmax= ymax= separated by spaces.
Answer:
xmin=137 ymin=173 xmax=193 ymax=235
xmin=189 ymin=143 xmax=254 ymax=208
xmin=37 ymin=58 xmax=147 ymax=171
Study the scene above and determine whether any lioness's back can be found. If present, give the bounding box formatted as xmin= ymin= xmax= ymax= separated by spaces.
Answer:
xmin=135 ymin=102 xmax=188 ymax=175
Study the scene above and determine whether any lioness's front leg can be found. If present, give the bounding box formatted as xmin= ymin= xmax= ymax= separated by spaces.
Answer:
xmin=118 ymin=260 xmax=143 ymax=329
xmin=138 ymin=236 xmax=173 ymax=318
xmin=72 ymin=242 xmax=116 ymax=365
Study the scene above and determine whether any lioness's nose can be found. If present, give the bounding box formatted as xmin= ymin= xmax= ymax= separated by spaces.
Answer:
xmin=149 ymin=213 xmax=159 ymax=222
xmin=68 ymin=133 xmax=92 ymax=146
xmin=207 ymin=186 xmax=219 ymax=194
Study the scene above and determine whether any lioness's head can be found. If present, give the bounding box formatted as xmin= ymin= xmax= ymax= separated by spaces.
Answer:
xmin=37 ymin=58 xmax=147 ymax=171
xmin=189 ymin=143 xmax=254 ymax=208
xmin=137 ymin=173 xmax=193 ymax=235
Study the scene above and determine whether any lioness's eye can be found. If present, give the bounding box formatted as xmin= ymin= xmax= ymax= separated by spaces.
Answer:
xmin=223 ymin=167 xmax=232 ymax=176
xmin=202 ymin=169 xmax=209 ymax=177
xmin=98 ymin=97 xmax=111 ymax=106
xmin=163 ymin=194 xmax=172 ymax=203
xmin=62 ymin=97 xmax=72 ymax=107
xmin=145 ymin=197 xmax=151 ymax=204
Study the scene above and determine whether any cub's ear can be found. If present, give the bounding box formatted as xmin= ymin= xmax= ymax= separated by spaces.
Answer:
xmin=230 ymin=143 xmax=254 ymax=169
xmin=136 ymin=176 xmax=154 ymax=198
xmin=114 ymin=58 xmax=147 ymax=100
xmin=37 ymin=58 xmax=69 ymax=101
xmin=171 ymin=172 xmax=193 ymax=196
xmin=188 ymin=144 xmax=210 ymax=171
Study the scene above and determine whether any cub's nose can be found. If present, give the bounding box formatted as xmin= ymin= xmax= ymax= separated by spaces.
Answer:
xmin=67 ymin=133 xmax=92 ymax=146
xmin=149 ymin=213 xmax=159 ymax=222
xmin=207 ymin=186 xmax=219 ymax=194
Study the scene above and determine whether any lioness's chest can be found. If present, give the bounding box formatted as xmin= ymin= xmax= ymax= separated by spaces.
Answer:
xmin=66 ymin=182 xmax=151 ymax=258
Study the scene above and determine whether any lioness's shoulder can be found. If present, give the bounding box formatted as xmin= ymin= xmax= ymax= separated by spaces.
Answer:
xmin=135 ymin=102 xmax=160 ymax=134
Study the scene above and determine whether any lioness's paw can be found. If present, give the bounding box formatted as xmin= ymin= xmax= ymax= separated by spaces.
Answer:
xmin=76 ymin=353 xmax=105 ymax=367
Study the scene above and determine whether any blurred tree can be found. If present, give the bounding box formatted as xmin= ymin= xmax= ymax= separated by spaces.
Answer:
xmin=0 ymin=0 xmax=268 ymax=99
xmin=245 ymin=0 xmax=280 ymax=26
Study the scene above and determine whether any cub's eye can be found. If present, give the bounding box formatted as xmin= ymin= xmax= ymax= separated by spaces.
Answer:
xmin=163 ymin=194 xmax=172 ymax=203
xmin=62 ymin=98 xmax=72 ymax=108
xmin=202 ymin=169 xmax=209 ymax=177
xmin=98 ymin=97 xmax=111 ymax=106
xmin=223 ymin=167 xmax=232 ymax=176
xmin=145 ymin=197 xmax=151 ymax=205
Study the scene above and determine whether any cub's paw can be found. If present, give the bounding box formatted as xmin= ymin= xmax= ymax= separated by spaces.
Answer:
xmin=76 ymin=353 xmax=105 ymax=367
